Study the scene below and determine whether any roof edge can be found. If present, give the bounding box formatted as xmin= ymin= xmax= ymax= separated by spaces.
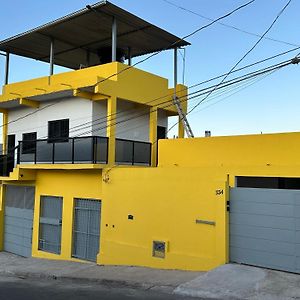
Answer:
xmin=0 ymin=1 xmax=107 ymax=45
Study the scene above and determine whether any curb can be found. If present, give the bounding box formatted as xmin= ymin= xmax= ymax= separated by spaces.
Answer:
xmin=0 ymin=270 xmax=174 ymax=293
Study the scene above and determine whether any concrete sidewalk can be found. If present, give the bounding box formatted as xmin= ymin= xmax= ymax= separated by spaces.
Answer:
xmin=174 ymin=264 xmax=300 ymax=300
xmin=2 ymin=252 xmax=300 ymax=299
xmin=0 ymin=252 xmax=202 ymax=293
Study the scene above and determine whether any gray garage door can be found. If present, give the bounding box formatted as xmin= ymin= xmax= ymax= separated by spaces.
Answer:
xmin=4 ymin=185 xmax=35 ymax=257
xmin=230 ymin=187 xmax=300 ymax=273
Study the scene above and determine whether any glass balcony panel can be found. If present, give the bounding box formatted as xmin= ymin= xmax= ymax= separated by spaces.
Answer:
xmin=133 ymin=142 xmax=151 ymax=165
xmin=115 ymin=139 xmax=133 ymax=164
xmin=54 ymin=139 xmax=73 ymax=163
xmin=74 ymin=138 xmax=93 ymax=163
xmin=19 ymin=142 xmax=35 ymax=163
xmin=36 ymin=140 xmax=53 ymax=163
xmin=95 ymin=137 xmax=108 ymax=164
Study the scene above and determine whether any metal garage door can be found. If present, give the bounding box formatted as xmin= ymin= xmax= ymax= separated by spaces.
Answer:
xmin=230 ymin=187 xmax=300 ymax=273
xmin=4 ymin=185 xmax=35 ymax=257
xmin=72 ymin=198 xmax=101 ymax=262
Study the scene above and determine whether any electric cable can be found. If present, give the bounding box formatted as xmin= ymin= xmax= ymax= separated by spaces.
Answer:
xmin=89 ymin=0 xmax=255 ymax=88
xmin=162 ymin=0 xmax=299 ymax=48
xmin=167 ymin=0 xmax=293 ymax=136
xmin=73 ymin=58 xmax=293 ymax=138
xmin=5 ymin=57 xmax=297 ymax=165
xmin=117 ymin=71 xmax=274 ymax=137
xmin=0 ymin=0 xmax=255 ymax=132
xmin=64 ymin=46 xmax=300 ymax=136
xmin=68 ymin=57 xmax=295 ymax=136
xmin=168 ymin=69 xmax=278 ymax=133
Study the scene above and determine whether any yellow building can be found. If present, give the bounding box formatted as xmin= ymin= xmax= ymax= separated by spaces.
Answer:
xmin=0 ymin=1 xmax=299 ymax=274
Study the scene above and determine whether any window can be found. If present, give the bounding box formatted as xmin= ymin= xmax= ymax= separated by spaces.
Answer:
xmin=48 ymin=119 xmax=69 ymax=143
xmin=236 ymin=176 xmax=300 ymax=190
xmin=157 ymin=126 xmax=166 ymax=140
xmin=22 ymin=132 xmax=37 ymax=154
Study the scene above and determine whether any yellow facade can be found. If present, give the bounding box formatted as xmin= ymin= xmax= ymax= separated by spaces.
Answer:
xmin=1 ymin=131 xmax=300 ymax=270
xmin=31 ymin=170 xmax=102 ymax=261
xmin=0 ymin=62 xmax=182 ymax=116
xmin=1 ymin=60 xmax=300 ymax=271
xmin=97 ymin=132 xmax=300 ymax=270
xmin=100 ymin=167 xmax=228 ymax=270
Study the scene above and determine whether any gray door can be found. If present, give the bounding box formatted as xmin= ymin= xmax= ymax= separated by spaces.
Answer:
xmin=72 ymin=198 xmax=101 ymax=262
xmin=230 ymin=187 xmax=300 ymax=273
xmin=4 ymin=185 xmax=35 ymax=257
xmin=38 ymin=196 xmax=63 ymax=254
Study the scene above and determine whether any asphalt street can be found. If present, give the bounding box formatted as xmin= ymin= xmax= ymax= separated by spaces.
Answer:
xmin=0 ymin=276 xmax=199 ymax=300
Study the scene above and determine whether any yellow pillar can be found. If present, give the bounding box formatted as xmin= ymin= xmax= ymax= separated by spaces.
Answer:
xmin=176 ymin=84 xmax=188 ymax=139
xmin=178 ymin=117 xmax=184 ymax=139
xmin=149 ymin=107 xmax=158 ymax=167
xmin=31 ymin=187 xmax=40 ymax=257
xmin=2 ymin=111 xmax=8 ymax=154
xmin=107 ymin=96 xmax=117 ymax=166
xmin=0 ymin=184 xmax=5 ymax=251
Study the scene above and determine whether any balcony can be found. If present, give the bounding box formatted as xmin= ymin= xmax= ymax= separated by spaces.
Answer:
xmin=0 ymin=136 xmax=152 ymax=177
xmin=115 ymin=138 xmax=152 ymax=166
xmin=18 ymin=136 xmax=108 ymax=165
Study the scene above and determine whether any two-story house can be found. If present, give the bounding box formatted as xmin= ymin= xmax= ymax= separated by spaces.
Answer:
xmin=1 ymin=1 xmax=300 ymax=275
xmin=0 ymin=1 xmax=188 ymax=263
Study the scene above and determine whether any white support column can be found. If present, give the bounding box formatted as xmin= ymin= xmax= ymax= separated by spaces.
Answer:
xmin=5 ymin=52 xmax=10 ymax=85
xmin=112 ymin=17 xmax=117 ymax=62
xmin=128 ymin=47 xmax=132 ymax=66
xmin=49 ymin=38 xmax=54 ymax=76
xmin=174 ymin=47 xmax=178 ymax=96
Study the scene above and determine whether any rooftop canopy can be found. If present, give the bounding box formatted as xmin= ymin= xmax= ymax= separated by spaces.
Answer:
xmin=0 ymin=1 xmax=190 ymax=70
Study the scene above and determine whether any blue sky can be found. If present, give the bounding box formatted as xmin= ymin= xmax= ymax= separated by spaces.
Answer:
xmin=0 ymin=0 xmax=299 ymax=137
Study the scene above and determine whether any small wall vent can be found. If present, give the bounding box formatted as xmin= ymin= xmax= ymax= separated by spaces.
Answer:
xmin=152 ymin=241 xmax=166 ymax=259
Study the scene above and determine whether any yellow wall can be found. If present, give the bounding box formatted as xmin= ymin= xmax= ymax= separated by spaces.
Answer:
xmin=97 ymin=132 xmax=300 ymax=270
xmin=99 ymin=167 xmax=228 ymax=271
xmin=159 ymin=132 xmax=300 ymax=186
xmin=3 ymin=131 xmax=300 ymax=271
xmin=31 ymin=170 xmax=102 ymax=261
xmin=159 ymin=132 xmax=300 ymax=168
xmin=0 ymin=62 xmax=181 ymax=115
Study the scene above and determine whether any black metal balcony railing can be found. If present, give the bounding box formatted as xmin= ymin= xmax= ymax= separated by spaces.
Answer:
xmin=0 ymin=136 xmax=152 ymax=177
xmin=17 ymin=136 xmax=108 ymax=165
xmin=115 ymin=138 xmax=152 ymax=166
xmin=0 ymin=143 xmax=19 ymax=176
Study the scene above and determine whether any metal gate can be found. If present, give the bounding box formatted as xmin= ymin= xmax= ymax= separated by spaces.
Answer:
xmin=72 ymin=198 xmax=101 ymax=262
xmin=38 ymin=196 xmax=63 ymax=254
xmin=4 ymin=185 xmax=35 ymax=257
xmin=230 ymin=187 xmax=300 ymax=273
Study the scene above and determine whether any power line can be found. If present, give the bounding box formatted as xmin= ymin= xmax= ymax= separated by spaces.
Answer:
xmin=0 ymin=0 xmax=255 ymax=133
xmin=3 ymin=68 xmax=284 ymax=166
xmin=174 ymin=0 xmax=293 ymax=135
xmin=66 ymin=46 xmax=300 ymax=136
xmin=20 ymin=56 xmax=297 ymax=140
xmin=116 ymin=74 xmax=272 ymax=137
xmin=24 ymin=55 xmax=300 ymax=144
xmin=90 ymin=0 xmax=255 ymax=88
xmin=72 ymin=58 xmax=294 ymax=138
xmin=162 ymin=0 xmax=299 ymax=47
xmin=167 ymin=70 xmax=278 ymax=134
xmin=69 ymin=56 xmax=295 ymax=135
xmin=3 ymin=46 xmax=295 ymax=139
xmin=6 ymin=57 xmax=297 ymax=160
